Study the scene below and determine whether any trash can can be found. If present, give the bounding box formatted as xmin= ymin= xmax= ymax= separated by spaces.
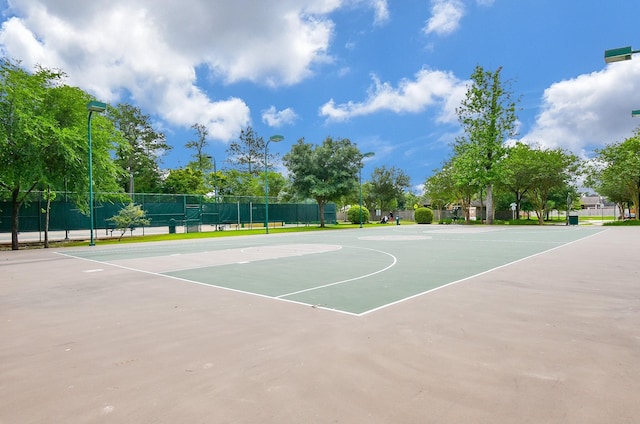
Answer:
xmin=168 ymin=218 xmax=176 ymax=234
xmin=568 ymin=214 xmax=578 ymax=226
xmin=395 ymin=216 xmax=400 ymax=225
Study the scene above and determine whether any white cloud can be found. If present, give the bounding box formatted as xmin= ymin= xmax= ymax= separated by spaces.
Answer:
xmin=262 ymin=106 xmax=299 ymax=127
xmin=344 ymin=0 xmax=389 ymax=26
xmin=423 ymin=0 xmax=494 ymax=37
xmin=319 ymin=68 xmax=467 ymax=122
xmin=370 ymin=0 xmax=390 ymax=25
xmin=522 ymin=60 xmax=640 ymax=154
xmin=0 ymin=0 xmax=378 ymax=140
xmin=424 ymin=0 xmax=465 ymax=36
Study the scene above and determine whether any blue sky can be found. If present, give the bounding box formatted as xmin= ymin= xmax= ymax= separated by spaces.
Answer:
xmin=2 ymin=0 xmax=640 ymax=192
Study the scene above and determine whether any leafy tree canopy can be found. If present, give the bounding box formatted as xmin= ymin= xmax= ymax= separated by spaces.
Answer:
xmin=109 ymin=103 xmax=169 ymax=194
xmin=284 ymin=136 xmax=361 ymax=227
xmin=454 ymin=65 xmax=518 ymax=224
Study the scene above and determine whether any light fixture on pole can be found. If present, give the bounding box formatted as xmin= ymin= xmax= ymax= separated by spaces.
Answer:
xmin=604 ymin=46 xmax=640 ymax=121
xmin=265 ymin=135 xmax=284 ymax=234
xmin=87 ymin=101 xmax=107 ymax=246
xmin=359 ymin=152 xmax=375 ymax=228
xmin=604 ymin=46 xmax=640 ymax=64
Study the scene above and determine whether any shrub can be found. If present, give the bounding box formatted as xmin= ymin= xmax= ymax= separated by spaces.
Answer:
xmin=604 ymin=219 xmax=640 ymax=226
xmin=347 ymin=205 xmax=370 ymax=224
xmin=415 ymin=207 xmax=434 ymax=224
xmin=107 ymin=203 xmax=151 ymax=240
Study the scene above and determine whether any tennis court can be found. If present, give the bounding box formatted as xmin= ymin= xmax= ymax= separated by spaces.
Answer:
xmin=1 ymin=225 xmax=639 ymax=423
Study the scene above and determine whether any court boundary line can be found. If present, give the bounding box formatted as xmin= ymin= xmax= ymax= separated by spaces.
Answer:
xmin=54 ymin=250 xmax=365 ymax=317
xmin=54 ymin=228 xmax=606 ymax=317
xmin=358 ymin=228 xmax=609 ymax=316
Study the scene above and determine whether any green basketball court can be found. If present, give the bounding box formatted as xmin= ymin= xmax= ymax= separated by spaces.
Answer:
xmin=59 ymin=225 xmax=605 ymax=315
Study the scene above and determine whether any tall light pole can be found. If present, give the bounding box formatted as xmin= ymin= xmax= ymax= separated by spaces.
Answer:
xmin=605 ymin=45 xmax=640 ymax=217
xmin=265 ymin=135 xmax=283 ymax=234
xmin=359 ymin=152 xmax=375 ymax=228
xmin=87 ymin=101 xmax=107 ymax=246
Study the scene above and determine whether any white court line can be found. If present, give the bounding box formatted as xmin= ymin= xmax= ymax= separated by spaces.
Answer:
xmin=276 ymin=246 xmax=397 ymax=298
xmin=357 ymin=228 xmax=609 ymax=316
xmin=55 ymin=228 xmax=606 ymax=317
xmin=55 ymin=251 xmax=361 ymax=316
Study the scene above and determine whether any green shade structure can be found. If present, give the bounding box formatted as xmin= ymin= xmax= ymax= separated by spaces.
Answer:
xmin=632 ymin=110 xmax=640 ymax=117
xmin=87 ymin=101 xmax=107 ymax=246
xmin=265 ymin=135 xmax=284 ymax=234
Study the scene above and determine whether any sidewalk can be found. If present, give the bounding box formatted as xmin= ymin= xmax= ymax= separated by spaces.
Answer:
xmin=0 ymin=222 xmax=287 ymax=245
xmin=0 ymin=226 xmax=180 ymax=244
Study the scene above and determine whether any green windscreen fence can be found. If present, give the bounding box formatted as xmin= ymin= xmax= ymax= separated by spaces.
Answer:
xmin=0 ymin=192 xmax=337 ymax=233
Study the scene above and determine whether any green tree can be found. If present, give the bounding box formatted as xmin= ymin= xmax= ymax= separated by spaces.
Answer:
xmin=585 ymin=169 xmax=630 ymax=220
xmin=284 ymin=137 xmax=361 ymax=227
xmin=218 ymin=169 xmax=258 ymax=200
xmin=106 ymin=203 xmax=151 ymax=240
xmin=401 ymin=191 xmax=421 ymax=212
xmin=455 ymin=65 xmax=518 ymax=224
xmin=546 ymin=184 xmax=579 ymax=221
xmin=424 ymin=168 xmax=455 ymax=221
xmin=186 ymin=123 xmax=213 ymax=173
xmin=443 ymin=145 xmax=484 ymax=224
xmin=226 ymin=126 xmax=276 ymax=176
xmin=0 ymin=60 xmax=123 ymax=249
xmin=585 ymin=131 xmax=640 ymax=220
xmin=526 ymin=147 xmax=579 ymax=225
xmin=496 ymin=142 xmax=540 ymax=218
xmin=214 ymin=169 xmax=278 ymax=200
xmin=0 ymin=60 xmax=60 ymax=249
xmin=39 ymin=85 xmax=99 ymax=247
xmin=185 ymin=123 xmax=217 ymax=195
xmin=360 ymin=181 xmax=375 ymax=211
xmin=162 ymin=168 xmax=206 ymax=195
xmin=110 ymin=103 xmax=169 ymax=194
xmin=368 ymin=166 xmax=411 ymax=214
xmin=264 ymin=171 xmax=287 ymax=200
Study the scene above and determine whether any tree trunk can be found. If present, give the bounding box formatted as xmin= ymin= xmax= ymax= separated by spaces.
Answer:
xmin=486 ymin=183 xmax=494 ymax=224
xmin=515 ymin=191 xmax=522 ymax=219
xmin=9 ymin=182 xmax=39 ymax=250
xmin=462 ymin=195 xmax=472 ymax=224
xmin=318 ymin=201 xmax=326 ymax=227
xmin=479 ymin=189 xmax=484 ymax=223
xmin=11 ymin=188 xmax=20 ymax=250
xmin=536 ymin=202 xmax=545 ymax=225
